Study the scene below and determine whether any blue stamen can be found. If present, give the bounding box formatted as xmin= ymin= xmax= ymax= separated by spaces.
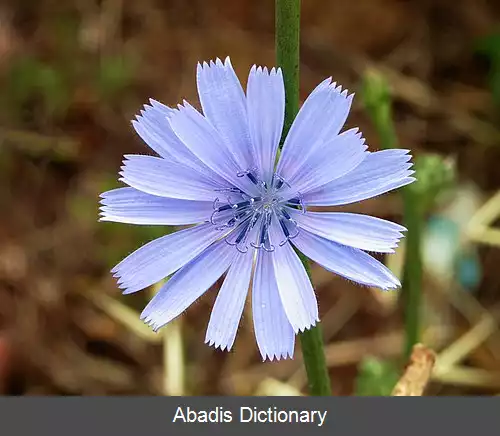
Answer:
xmin=213 ymin=171 xmax=306 ymax=252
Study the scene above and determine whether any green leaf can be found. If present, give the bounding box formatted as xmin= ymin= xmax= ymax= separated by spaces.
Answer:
xmin=410 ymin=153 xmax=456 ymax=213
xmin=354 ymin=356 xmax=400 ymax=396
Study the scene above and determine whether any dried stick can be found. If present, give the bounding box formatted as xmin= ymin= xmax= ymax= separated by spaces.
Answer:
xmin=391 ymin=344 xmax=436 ymax=396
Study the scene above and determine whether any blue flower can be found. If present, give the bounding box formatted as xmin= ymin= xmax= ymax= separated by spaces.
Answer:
xmin=100 ymin=57 xmax=415 ymax=360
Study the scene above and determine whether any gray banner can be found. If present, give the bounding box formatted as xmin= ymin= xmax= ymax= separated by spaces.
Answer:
xmin=0 ymin=397 xmax=498 ymax=435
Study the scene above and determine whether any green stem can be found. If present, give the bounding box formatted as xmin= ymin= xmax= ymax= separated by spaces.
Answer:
xmin=362 ymin=73 xmax=423 ymax=359
xmin=276 ymin=0 xmax=331 ymax=396
xmin=276 ymin=0 xmax=300 ymax=140
xmin=297 ymin=252 xmax=332 ymax=396
xmin=401 ymin=193 xmax=423 ymax=358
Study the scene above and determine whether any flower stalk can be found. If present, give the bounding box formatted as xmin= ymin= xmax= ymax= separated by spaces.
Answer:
xmin=362 ymin=71 xmax=423 ymax=359
xmin=276 ymin=0 xmax=332 ymax=396
xmin=276 ymin=0 xmax=300 ymax=140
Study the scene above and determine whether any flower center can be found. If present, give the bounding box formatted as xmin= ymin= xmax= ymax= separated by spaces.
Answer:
xmin=210 ymin=169 xmax=306 ymax=253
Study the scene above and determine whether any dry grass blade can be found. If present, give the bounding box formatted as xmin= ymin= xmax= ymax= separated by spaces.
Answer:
xmin=254 ymin=378 xmax=303 ymax=396
xmin=435 ymin=315 xmax=498 ymax=372
xmin=432 ymin=367 xmax=500 ymax=390
xmin=82 ymin=290 xmax=162 ymax=343
xmin=467 ymin=190 xmax=500 ymax=247
xmin=391 ymin=344 xmax=436 ymax=396
xmin=162 ymin=319 xmax=185 ymax=396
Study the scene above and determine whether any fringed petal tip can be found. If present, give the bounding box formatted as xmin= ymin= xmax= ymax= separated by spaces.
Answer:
xmin=396 ymin=149 xmax=412 ymax=155
xmin=172 ymin=100 xmax=195 ymax=116
xmin=110 ymin=268 xmax=129 ymax=286
xmin=382 ymin=279 xmax=401 ymax=291
xmin=111 ymin=273 xmax=150 ymax=295
xmin=205 ymin=338 xmax=234 ymax=353
xmin=97 ymin=204 xmax=112 ymax=222
xmin=315 ymin=76 xmax=354 ymax=100
xmin=141 ymin=313 xmax=164 ymax=333
xmin=197 ymin=56 xmax=232 ymax=72
xmin=249 ymin=64 xmax=283 ymax=77
xmin=293 ymin=317 xmax=320 ymax=335
xmin=97 ymin=209 xmax=108 ymax=220
xmin=313 ymin=77 xmax=333 ymax=92
xmin=375 ymin=275 xmax=401 ymax=291
xmin=98 ymin=191 xmax=121 ymax=205
xmin=121 ymin=154 xmax=136 ymax=163
xmin=114 ymin=276 xmax=145 ymax=295
xmin=205 ymin=338 xmax=294 ymax=361
xmin=115 ymin=278 xmax=129 ymax=290
xmin=98 ymin=216 xmax=114 ymax=224
xmin=260 ymin=349 xmax=294 ymax=362
xmin=131 ymin=99 xmax=172 ymax=124
xmin=120 ymin=153 xmax=159 ymax=167
xmin=392 ymin=222 xmax=408 ymax=233
xmin=148 ymin=98 xmax=170 ymax=111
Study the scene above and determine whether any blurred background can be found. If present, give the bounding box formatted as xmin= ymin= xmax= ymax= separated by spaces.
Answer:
xmin=0 ymin=0 xmax=500 ymax=396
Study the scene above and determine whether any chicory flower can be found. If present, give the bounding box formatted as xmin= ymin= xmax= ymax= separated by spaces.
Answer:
xmin=100 ymin=57 xmax=415 ymax=360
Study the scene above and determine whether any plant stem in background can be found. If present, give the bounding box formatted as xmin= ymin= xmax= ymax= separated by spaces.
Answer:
xmin=276 ymin=0 xmax=332 ymax=396
xmin=362 ymin=71 xmax=424 ymax=360
xmin=401 ymin=195 xmax=424 ymax=359
xmin=150 ymin=281 xmax=185 ymax=395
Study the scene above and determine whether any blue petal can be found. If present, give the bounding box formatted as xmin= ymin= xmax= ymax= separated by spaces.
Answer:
xmin=292 ymin=229 xmax=401 ymax=290
xmin=141 ymin=240 xmax=236 ymax=331
xmin=276 ymin=78 xmax=353 ymax=181
xmin=111 ymin=223 xmax=222 ymax=294
xmin=119 ymin=154 xmax=226 ymax=201
xmin=132 ymin=102 xmax=188 ymax=161
xmin=284 ymin=128 xmax=368 ymax=195
xmin=269 ymin=218 xmax=319 ymax=333
xmin=246 ymin=65 xmax=285 ymax=183
xmin=99 ymin=187 xmax=213 ymax=225
xmin=197 ymin=57 xmax=253 ymax=170
xmin=252 ymin=250 xmax=295 ymax=361
xmin=205 ymin=249 xmax=254 ymax=351
xmin=303 ymin=149 xmax=415 ymax=206
xmin=168 ymin=102 xmax=259 ymax=196
xmin=133 ymin=101 xmax=226 ymax=185
xmin=288 ymin=209 xmax=405 ymax=253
